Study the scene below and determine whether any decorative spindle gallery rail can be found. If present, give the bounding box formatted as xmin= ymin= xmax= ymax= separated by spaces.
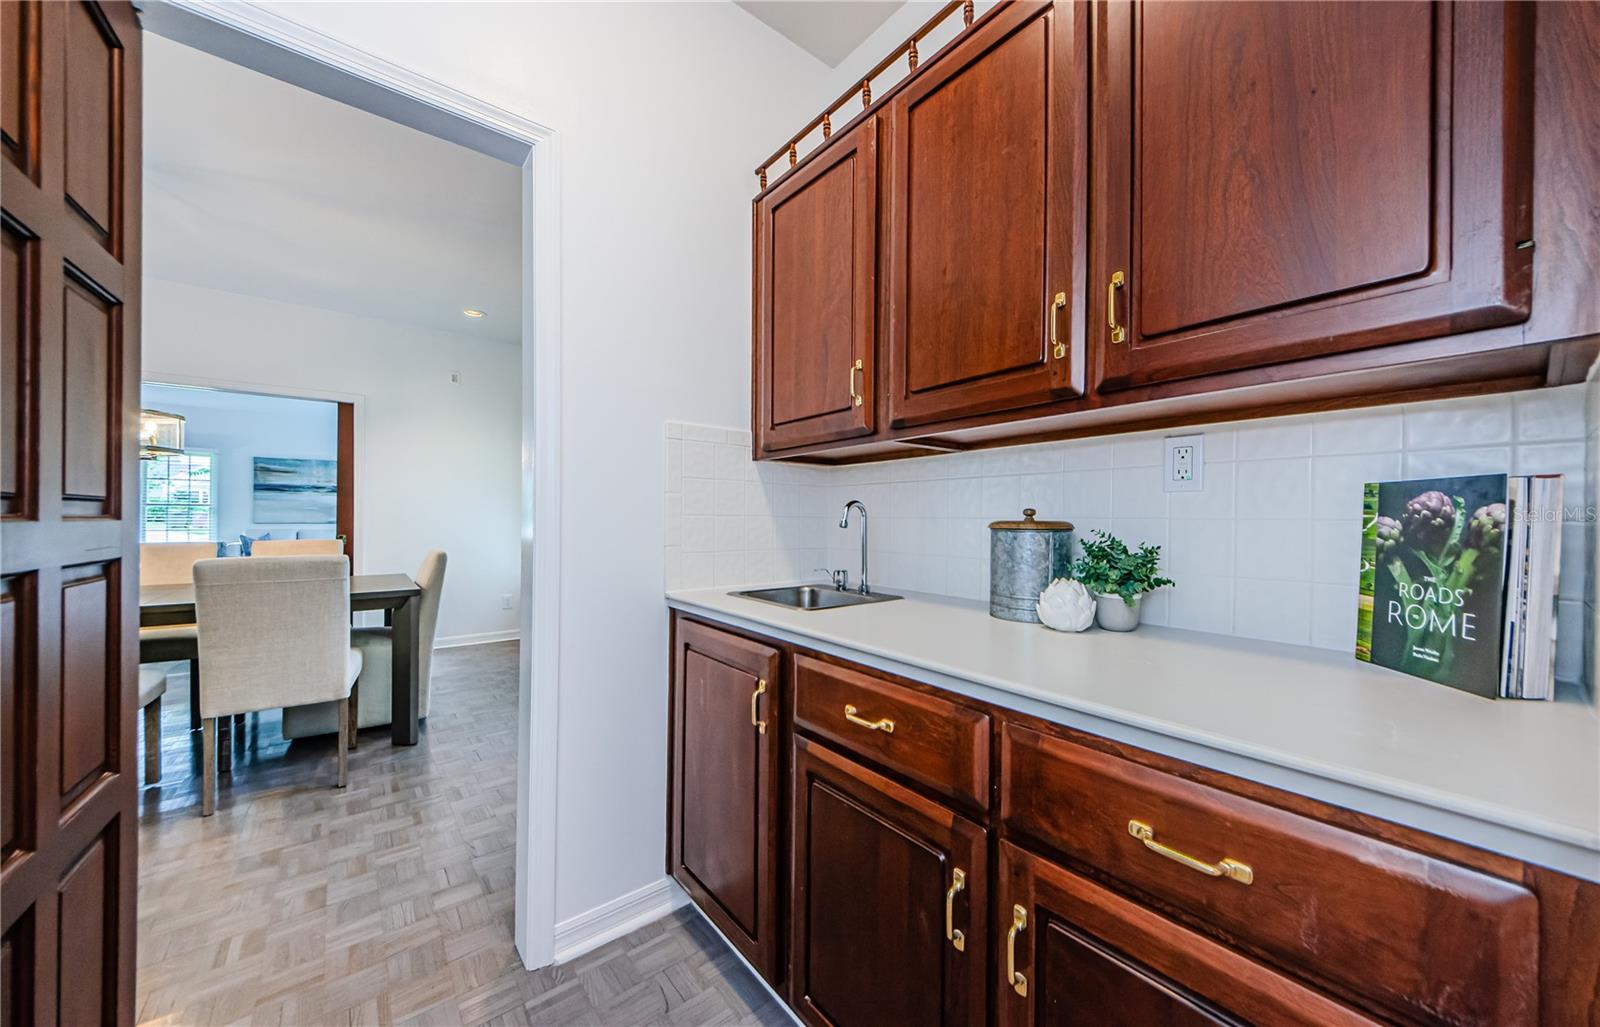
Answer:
xmin=754 ymin=0 xmax=977 ymax=192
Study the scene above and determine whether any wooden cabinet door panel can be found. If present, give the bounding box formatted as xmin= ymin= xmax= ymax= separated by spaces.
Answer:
xmin=1095 ymin=1 xmax=1533 ymax=391
xmin=1 ymin=4 xmax=141 ymax=1024
xmin=885 ymin=1 xmax=1086 ymax=428
xmin=755 ymin=118 xmax=876 ymax=453
xmin=790 ymin=736 xmax=986 ymax=1027
xmin=997 ymin=841 xmax=1382 ymax=1027
xmin=669 ymin=619 xmax=782 ymax=980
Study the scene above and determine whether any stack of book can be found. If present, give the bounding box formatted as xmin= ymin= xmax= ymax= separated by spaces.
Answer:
xmin=1356 ymin=473 xmax=1564 ymax=700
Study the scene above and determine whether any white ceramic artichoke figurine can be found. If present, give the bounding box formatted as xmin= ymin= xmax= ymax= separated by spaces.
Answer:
xmin=1036 ymin=578 xmax=1095 ymax=632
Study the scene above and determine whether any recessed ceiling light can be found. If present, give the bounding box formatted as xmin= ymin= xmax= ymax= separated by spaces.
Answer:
xmin=463 ymin=308 xmax=486 ymax=318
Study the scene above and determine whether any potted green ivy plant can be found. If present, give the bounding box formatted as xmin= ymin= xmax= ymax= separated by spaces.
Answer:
xmin=1072 ymin=530 xmax=1174 ymax=632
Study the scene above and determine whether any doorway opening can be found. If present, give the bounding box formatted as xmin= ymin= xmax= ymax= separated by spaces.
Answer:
xmin=136 ymin=1 xmax=563 ymax=972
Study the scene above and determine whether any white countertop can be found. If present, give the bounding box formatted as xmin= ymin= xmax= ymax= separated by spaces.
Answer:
xmin=667 ymin=586 xmax=1600 ymax=881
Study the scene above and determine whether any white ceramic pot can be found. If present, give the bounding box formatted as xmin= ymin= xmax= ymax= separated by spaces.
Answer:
xmin=1093 ymin=592 xmax=1142 ymax=631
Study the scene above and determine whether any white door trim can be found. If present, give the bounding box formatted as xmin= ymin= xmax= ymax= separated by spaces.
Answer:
xmin=145 ymin=0 xmax=565 ymax=970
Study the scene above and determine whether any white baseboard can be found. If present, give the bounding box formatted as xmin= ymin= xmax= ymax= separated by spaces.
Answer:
xmin=434 ymin=629 xmax=520 ymax=649
xmin=552 ymin=877 xmax=687 ymax=964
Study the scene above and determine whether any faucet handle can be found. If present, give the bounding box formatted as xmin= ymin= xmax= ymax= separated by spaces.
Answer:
xmin=814 ymin=568 xmax=849 ymax=591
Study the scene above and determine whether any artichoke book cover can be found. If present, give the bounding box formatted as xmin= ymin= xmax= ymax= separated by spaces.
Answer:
xmin=1356 ymin=475 xmax=1509 ymax=698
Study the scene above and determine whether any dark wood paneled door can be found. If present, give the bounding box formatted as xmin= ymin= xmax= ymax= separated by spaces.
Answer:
xmin=1094 ymin=1 xmax=1534 ymax=392
xmin=789 ymin=736 xmax=987 ymax=1027
xmin=1 ymin=2 xmax=142 ymax=1024
xmin=996 ymin=841 xmax=1383 ymax=1027
xmin=668 ymin=620 xmax=783 ymax=982
xmin=884 ymin=1 xmax=1087 ymax=429
xmin=754 ymin=116 xmax=877 ymax=454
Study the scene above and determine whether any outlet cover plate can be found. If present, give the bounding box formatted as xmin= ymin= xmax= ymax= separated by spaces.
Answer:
xmin=1164 ymin=434 xmax=1204 ymax=493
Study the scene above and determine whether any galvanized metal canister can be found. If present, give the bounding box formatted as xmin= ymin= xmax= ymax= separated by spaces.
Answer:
xmin=989 ymin=509 xmax=1075 ymax=622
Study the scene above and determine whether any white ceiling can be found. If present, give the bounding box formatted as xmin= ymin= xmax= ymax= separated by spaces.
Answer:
xmin=142 ymin=33 xmax=522 ymax=345
xmin=735 ymin=1 xmax=905 ymax=67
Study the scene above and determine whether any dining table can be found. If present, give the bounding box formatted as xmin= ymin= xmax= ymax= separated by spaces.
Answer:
xmin=139 ymin=572 xmax=425 ymax=745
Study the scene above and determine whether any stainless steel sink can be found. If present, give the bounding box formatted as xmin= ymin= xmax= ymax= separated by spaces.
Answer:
xmin=732 ymin=585 xmax=902 ymax=610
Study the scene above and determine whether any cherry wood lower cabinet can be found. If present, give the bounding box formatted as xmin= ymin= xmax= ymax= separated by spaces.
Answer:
xmin=666 ymin=614 xmax=1596 ymax=1025
xmin=789 ymin=736 xmax=988 ymax=1027
xmin=667 ymin=619 xmax=783 ymax=980
xmin=995 ymin=841 xmax=1382 ymax=1026
xmin=1000 ymin=722 xmax=1540 ymax=1026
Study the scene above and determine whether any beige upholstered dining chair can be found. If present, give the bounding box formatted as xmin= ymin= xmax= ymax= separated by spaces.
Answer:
xmin=192 ymin=555 xmax=362 ymax=816
xmin=281 ymin=550 xmax=447 ymax=742
xmin=251 ymin=538 xmax=345 ymax=557
xmin=138 ymin=542 xmax=213 ymax=727
xmin=140 ymin=542 xmax=219 ymax=586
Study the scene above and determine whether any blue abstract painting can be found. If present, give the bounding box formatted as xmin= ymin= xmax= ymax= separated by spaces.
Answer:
xmin=252 ymin=457 xmax=337 ymax=523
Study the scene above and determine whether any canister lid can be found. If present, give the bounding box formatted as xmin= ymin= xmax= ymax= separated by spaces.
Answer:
xmin=988 ymin=508 xmax=1074 ymax=531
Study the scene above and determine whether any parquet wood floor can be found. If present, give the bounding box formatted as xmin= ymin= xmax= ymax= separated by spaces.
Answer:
xmin=136 ymin=642 xmax=788 ymax=1026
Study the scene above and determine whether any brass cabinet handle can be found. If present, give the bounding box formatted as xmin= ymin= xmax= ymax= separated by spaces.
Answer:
xmin=1128 ymin=820 xmax=1253 ymax=885
xmin=1107 ymin=270 xmax=1126 ymax=345
xmin=843 ymin=703 xmax=894 ymax=733
xmin=848 ymin=358 xmax=864 ymax=407
xmin=1006 ymin=904 xmax=1028 ymax=997
xmin=751 ymin=679 xmax=767 ymax=735
xmin=944 ymin=867 xmax=966 ymax=952
xmin=1049 ymin=291 xmax=1068 ymax=360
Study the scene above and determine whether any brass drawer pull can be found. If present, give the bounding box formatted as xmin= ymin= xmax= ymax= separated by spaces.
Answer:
xmin=944 ymin=867 xmax=966 ymax=952
xmin=1006 ymin=904 xmax=1028 ymax=997
xmin=848 ymin=358 xmax=864 ymax=407
xmin=1128 ymin=820 xmax=1253 ymax=885
xmin=843 ymin=703 xmax=894 ymax=733
xmin=751 ymin=679 xmax=767 ymax=735
xmin=1107 ymin=270 xmax=1126 ymax=345
xmin=1049 ymin=291 xmax=1067 ymax=360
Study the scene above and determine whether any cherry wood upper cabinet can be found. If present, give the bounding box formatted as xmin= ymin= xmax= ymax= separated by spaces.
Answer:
xmin=668 ymin=620 xmax=784 ymax=982
xmin=755 ymin=117 xmax=877 ymax=453
xmin=883 ymin=1 xmax=1087 ymax=429
xmin=996 ymin=842 xmax=1384 ymax=1027
xmin=1094 ymin=1 xmax=1535 ymax=392
xmin=789 ymin=736 xmax=987 ymax=1027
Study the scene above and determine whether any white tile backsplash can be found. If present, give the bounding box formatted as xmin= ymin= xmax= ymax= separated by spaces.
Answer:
xmin=1236 ymin=457 xmax=1312 ymax=517
xmin=1312 ymin=409 xmax=1406 ymax=455
xmin=1235 ymin=578 xmax=1313 ymax=645
xmin=664 ymin=384 xmax=1595 ymax=685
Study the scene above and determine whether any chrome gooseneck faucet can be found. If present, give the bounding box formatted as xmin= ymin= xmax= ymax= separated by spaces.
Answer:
xmin=840 ymin=500 xmax=869 ymax=595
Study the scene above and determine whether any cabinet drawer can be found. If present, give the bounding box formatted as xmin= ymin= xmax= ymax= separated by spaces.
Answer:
xmin=1000 ymin=723 xmax=1538 ymax=1027
xmin=997 ymin=840 xmax=1383 ymax=1027
xmin=793 ymin=654 xmax=989 ymax=809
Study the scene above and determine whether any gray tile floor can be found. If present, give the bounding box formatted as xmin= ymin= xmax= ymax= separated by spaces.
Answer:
xmin=136 ymin=642 xmax=786 ymax=1026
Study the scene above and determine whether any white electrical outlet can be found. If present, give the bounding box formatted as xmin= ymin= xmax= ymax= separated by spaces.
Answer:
xmin=1163 ymin=434 xmax=1204 ymax=493
xmin=501 ymin=593 xmax=513 ymax=610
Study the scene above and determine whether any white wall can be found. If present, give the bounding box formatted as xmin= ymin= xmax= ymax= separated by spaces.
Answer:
xmin=142 ymin=276 xmax=521 ymax=645
xmin=244 ymin=2 xmax=837 ymax=927
xmin=140 ymin=383 xmax=339 ymax=546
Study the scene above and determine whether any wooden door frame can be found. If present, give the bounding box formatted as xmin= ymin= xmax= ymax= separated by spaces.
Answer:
xmin=136 ymin=2 xmax=565 ymax=969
